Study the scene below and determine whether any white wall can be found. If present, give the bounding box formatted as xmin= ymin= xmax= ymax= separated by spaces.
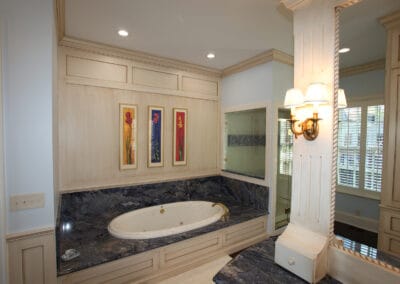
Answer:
xmin=221 ymin=63 xmax=274 ymax=108
xmin=221 ymin=61 xmax=293 ymax=234
xmin=2 ymin=0 xmax=55 ymax=234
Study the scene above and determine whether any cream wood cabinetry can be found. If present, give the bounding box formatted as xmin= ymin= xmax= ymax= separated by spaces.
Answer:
xmin=58 ymin=216 xmax=267 ymax=284
xmin=379 ymin=12 xmax=400 ymax=256
xmin=7 ymin=228 xmax=57 ymax=284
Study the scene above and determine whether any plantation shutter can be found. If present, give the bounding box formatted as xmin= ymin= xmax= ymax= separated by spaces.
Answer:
xmin=279 ymin=119 xmax=293 ymax=176
xmin=337 ymin=107 xmax=362 ymax=188
xmin=364 ymin=105 xmax=384 ymax=192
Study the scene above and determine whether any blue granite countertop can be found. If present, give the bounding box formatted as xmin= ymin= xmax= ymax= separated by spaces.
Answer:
xmin=214 ymin=238 xmax=341 ymax=284
xmin=57 ymin=176 xmax=269 ymax=276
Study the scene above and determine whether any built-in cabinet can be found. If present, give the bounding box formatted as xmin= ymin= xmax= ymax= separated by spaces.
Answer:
xmin=379 ymin=11 xmax=400 ymax=256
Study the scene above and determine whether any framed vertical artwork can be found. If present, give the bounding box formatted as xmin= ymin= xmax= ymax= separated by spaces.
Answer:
xmin=173 ymin=108 xmax=187 ymax=166
xmin=120 ymin=104 xmax=138 ymax=170
xmin=148 ymin=106 xmax=164 ymax=167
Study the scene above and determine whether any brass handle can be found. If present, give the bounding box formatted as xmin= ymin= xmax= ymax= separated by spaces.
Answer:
xmin=160 ymin=207 xmax=165 ymax=214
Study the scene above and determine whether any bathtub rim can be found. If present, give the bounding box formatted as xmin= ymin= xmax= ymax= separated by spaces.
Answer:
xmin=108 ymin=200 xmax=226 ymax=239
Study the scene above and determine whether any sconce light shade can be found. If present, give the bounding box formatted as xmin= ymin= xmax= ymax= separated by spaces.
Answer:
xmin=338 ymin=88 xmax=347 ymax=108
xmin=284 ymin=88 xmax=304 ymax=109
xmin=304 ymin=83 xmax=329 ymax=105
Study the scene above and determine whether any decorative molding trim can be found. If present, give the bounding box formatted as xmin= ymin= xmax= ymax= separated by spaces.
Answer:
xmin=330 ymin=241 xmax=400 ymax=274
xmin=6 ymin=227 xmax=55 ymax=242
xmin=335 ymin=210 xmax=379 ymax=233
xmin=334 ymin=0 xmax=362 ymax=9
xmin=221 ymin=49 xmax=294 ymax=77
xmin=380 ymin=10 xmax=400 ymax=29
xmin=60 ymin=170 xmax=219 ymax=193
xmin=55 ymin=0 xmax=65 ymax=42
xmin=340 ymin=59 xmax=385 ymax=78
xmin=60 ymin=37 xmax=222 ymax=78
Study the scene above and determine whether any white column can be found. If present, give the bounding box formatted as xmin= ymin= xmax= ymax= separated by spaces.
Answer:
xmin=275 ymin=1 xmax=358 ymax=282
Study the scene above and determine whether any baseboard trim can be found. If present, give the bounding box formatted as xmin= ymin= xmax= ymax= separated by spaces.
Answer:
xmin=335 ymin=210 xmax=378 ymax=233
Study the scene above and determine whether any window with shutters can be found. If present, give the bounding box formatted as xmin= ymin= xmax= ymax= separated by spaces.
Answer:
xmin=336 ymin=99 xmax=384 ymax=199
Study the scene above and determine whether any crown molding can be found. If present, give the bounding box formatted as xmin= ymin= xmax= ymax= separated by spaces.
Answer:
xmin=281 ymin=0 xmax=312 ymax=11
xmin=339 ymin=58 xmax=385 ymax=78
xmin=334 ymin=0 xmax=362 ymax=9
xmin=59 ymin=37 xmax=222 ymax=78
xmin=221 ymin=49 xmax=294 ymax=77
xmin=380 ymin=10 xmax=400 ymax=29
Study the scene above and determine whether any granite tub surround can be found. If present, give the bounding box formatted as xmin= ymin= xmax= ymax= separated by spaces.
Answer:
xmin=214 ymin=238 xmax=341 ymax=284
xmin=57 ymin=175 xmax=268 ymax=276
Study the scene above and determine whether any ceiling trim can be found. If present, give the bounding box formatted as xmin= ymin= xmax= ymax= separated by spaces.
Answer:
xmin=221 ymin=49 xmax=294 ymax=77
xmin=380 ymin=10 xmax=400 ymax=29
xmin=59 ymin=37 xmax=223 ymax=77
xmin=339 ymin=58 xmax=385 ymax=78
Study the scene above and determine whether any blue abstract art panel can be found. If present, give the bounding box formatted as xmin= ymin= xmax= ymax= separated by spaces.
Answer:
xmin=149 ymin=106 xmax=163 ymax=166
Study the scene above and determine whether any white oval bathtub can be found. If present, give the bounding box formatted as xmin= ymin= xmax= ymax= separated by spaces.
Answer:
xmin=108 ymin=201 xmax=226 ymax=239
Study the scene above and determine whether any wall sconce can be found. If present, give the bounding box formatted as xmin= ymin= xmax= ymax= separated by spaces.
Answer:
xmin=284 ymin=83 xmax=329 ymax=141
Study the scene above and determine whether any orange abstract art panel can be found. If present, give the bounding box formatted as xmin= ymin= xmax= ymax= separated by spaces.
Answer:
xmin=120 ymin=104 xmax=137 ymax=169
xmin=173 ymin=108 xmax=187 ymax=166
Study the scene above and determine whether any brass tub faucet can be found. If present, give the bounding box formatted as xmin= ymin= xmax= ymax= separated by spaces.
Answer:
xmin=212 ymin=203 xmax=230 ymax=222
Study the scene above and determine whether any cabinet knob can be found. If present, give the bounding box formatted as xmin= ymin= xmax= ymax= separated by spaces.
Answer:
xmin=288 ymin=257 xmax=295 ymax=266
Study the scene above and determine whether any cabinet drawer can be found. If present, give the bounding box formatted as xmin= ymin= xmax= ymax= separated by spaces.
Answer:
xmin=223 ymin=217 xmax=266 ymax=246
xmin=160 ymin=233 xmax=221 ymax=268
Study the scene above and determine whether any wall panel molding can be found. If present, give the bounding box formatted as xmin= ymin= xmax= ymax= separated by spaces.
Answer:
xmin=7 ymin=228 xmax=56 ymax=284
xmin=60 ymin=37 xmax=222 ymax=78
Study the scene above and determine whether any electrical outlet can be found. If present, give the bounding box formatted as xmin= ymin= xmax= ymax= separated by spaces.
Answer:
xmin=10 ymin=193 xmax=45 ymax=211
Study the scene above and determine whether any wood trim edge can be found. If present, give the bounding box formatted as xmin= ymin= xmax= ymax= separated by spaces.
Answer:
xmin=6 ymin=227 xmax=55 ymax=242
xmin=55 ymin=0 xmax=65 ymax=42
xmin=339 ymin=58 xmax=385 ymax=78
xmin=380 ymin=10 xmax=400 ymax=29
xmin=221 ymin=49 xmax=294 ymax=77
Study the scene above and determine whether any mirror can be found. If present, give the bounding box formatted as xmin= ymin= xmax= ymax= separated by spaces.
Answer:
xmin=223 ymin=108 xmax=266 ymax=179
xmin=335 ymin=0 xmax=400 ymax=264
xmin=275 ymin=108 xmax=293 ymax=229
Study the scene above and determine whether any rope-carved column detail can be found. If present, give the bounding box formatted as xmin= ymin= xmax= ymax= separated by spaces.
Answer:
xmin=329 ymin=6 xmax=341 ymax=243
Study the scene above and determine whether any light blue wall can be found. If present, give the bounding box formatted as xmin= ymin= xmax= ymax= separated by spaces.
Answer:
xmin=340 ymin=69 xmax=384 ymax=99
xmin=2 ymin=0 xmax=55 ymax=234
xmin=336 ymin=192 xmax=380 ymax=220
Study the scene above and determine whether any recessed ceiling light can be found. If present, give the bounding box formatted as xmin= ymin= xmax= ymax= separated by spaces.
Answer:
xmin=118 ymin=30 xmax=129 ymax=37
xmin=339 ymin=47 xmax=350 ymax=54
xmin=206 ymin=52 xmax=215 ymax=59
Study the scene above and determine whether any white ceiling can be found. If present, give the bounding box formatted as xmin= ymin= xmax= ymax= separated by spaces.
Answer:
xmin=65 ymin=0 xmax=293 ymax=69
xmin=339 ymin=0 xmax=400 ymax=68
xmin=65 ymin=0 xmax=400 ymax=70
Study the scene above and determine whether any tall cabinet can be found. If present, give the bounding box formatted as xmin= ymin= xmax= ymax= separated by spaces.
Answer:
xmin=379 ymin=11 xmax=400 ymax=256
